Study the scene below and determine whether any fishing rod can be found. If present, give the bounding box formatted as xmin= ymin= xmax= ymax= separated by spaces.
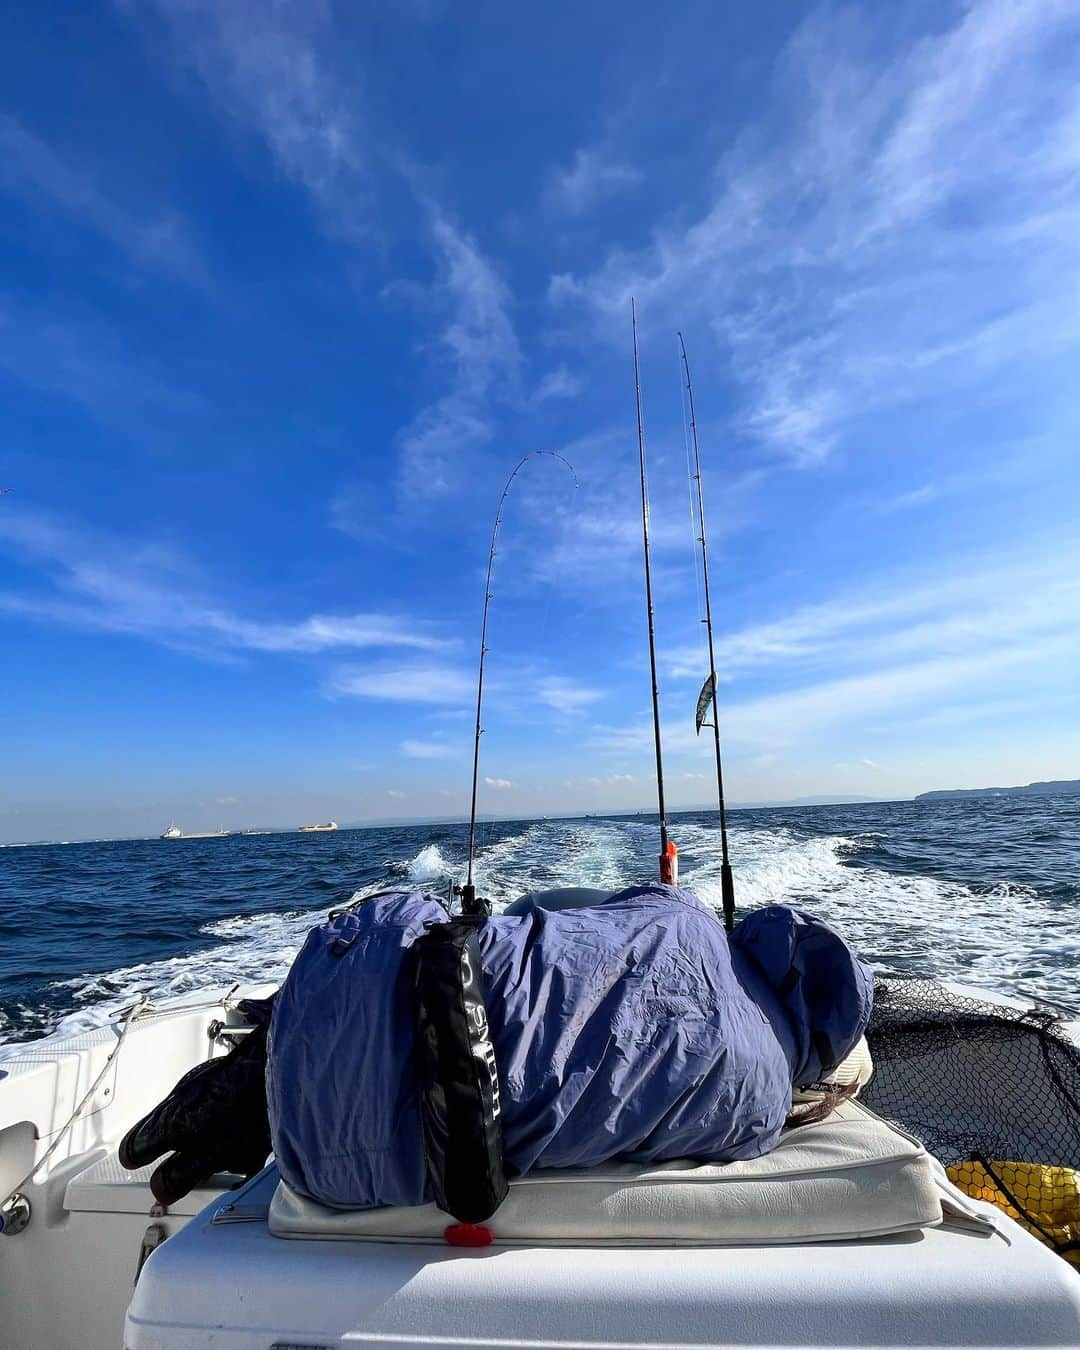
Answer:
xmin=459 ymin=450 xmax=578 ymax=916
xmin=678 ymin=331 xmax=735 ymax=930
xmin=631 ymin=299 xmax=678 ymax=886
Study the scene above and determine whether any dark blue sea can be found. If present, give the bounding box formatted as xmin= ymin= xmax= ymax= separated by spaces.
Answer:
xmin=2 ymin=795 xmax=1078 ymax=1046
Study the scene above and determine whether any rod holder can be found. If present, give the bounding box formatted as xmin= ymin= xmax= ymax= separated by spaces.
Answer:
xmin=454 ymin=882 xmax=489 ymax=918
xmin=0 ymin=1193 xmax=31 ymax=1237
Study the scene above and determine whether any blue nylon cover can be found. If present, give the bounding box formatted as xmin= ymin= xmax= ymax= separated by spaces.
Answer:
xmin=267 ymin=885 xmax=872 ymax=1210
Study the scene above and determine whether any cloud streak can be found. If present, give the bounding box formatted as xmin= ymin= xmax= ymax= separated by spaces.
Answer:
xmin=582 ymin=540 xmax=1080 ymax=778
xmin=140 ymin=0 xmax=373 ymax=238
xmin=395 ymin=209 xmax=524 ymax=503
xmin=400 ymin=738 xmax=454 ymax=758
xmin=546 ymin=146 xmax=640 ymax=215
xmin=551 ymin=1 xmax=1080 ymax=463
xmin=666 ymin=546 xmax=1080 ymax=687
xmin=329 ymin=663 xmax=474 ymax=705
xmin=0 ymin=299 xmax=206 ymax=432
xmin=0 ymin=117 xmax=205 ymax=280
xmin=536 ymin=676 xmax=605 ymax=715
xmin=135 ymin=3 xmax=529 ymax=511
xmin=0 ymin=507 xmax=452 ymax=660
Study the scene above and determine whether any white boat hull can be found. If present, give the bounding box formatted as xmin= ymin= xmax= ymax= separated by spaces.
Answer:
xmin=1 ymin=981 xmax=1077 ymax=1349
xmin=126 ymin=1175 xmax=1080 ymax=1350
xmin=0 ymin=985 xmax=274 ymax=1350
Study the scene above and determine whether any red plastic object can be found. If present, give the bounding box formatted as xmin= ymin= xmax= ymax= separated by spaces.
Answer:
xmin=444 ymin=1222 xmax=494 ymax=1247
xmin=659 ymin=840 xmax=679 ymax=885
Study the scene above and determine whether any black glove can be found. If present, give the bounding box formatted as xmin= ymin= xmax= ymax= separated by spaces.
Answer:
xmin=118 ymin=998 xmax=273 ymax=1205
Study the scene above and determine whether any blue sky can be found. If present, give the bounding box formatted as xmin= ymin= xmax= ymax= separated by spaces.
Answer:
xmin=2 ymin=1 xmax=1079 ymax=841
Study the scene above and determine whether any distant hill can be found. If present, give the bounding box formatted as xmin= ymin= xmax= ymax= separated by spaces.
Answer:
xmin=916 ymin=778 xmax=1080 ymax=802
xmin=727 ymin=794 xmax=884 ymax=809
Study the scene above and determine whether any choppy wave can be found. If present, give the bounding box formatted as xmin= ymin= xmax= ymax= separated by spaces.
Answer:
xmin=22 ymin=905 xmax=329 ymax=1045
xmin=385 ymin=842 xmax=455 ymax=882
xmin=2 ymin=796 xmax=1077 ymax=1046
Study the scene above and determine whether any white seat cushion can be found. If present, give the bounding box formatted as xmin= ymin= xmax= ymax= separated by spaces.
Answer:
xmin=269 ymin=1100 xmax=942 ymax=1246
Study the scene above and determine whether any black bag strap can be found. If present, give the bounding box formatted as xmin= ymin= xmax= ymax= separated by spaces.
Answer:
xmin=413 ymin=917 xmax=508 ymax=1223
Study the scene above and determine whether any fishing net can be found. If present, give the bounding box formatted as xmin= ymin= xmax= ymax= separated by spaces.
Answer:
xmin=863 ymin=977 xmax=1080 ymax=1267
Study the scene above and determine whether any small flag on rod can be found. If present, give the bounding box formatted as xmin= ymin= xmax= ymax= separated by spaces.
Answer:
xmin=695 ymin=673 xmax=715 ymax=734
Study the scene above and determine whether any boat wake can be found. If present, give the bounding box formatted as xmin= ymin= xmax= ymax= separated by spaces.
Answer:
xmin=4 ymin=809 xmax=1077 ymax=1048
xmin=384 ymin=843 xmax=455 ymax=883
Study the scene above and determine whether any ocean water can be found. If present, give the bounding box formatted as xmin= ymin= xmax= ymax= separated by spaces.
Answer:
xmin=1 ymin=795 xmax=1078 ymax=1047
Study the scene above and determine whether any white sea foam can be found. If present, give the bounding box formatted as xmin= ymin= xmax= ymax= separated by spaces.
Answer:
xmin=679 ymin=821 xmax=1078 ymax=1005
xmin=29 ymin=904 xmax=332 ymax=1045
xmin=380 ymin=842 xmax=457 ymax=883
xmin=16 ymin=816 xmax=1078 ymax=1045
xmin=470 ymin=819 xmax=641 ymax=907
xmin=406 ymin=843 xmax=453 ymax=881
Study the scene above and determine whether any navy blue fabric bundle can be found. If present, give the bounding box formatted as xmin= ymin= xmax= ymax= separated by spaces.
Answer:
xmin=268 ymin=884 xmax=872 ymax=1210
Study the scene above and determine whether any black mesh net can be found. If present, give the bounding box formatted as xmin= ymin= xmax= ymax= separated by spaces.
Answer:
xmin=863 ymin=977 xmax=1080 ymax=1266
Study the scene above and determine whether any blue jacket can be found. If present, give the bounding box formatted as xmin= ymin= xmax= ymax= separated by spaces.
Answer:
xmin=268 ymin=885 xmax=872 ymax=1210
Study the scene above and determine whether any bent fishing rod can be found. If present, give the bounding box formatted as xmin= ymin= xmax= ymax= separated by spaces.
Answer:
xmin=459 ymin=450 xmax=578 ymax=917
xmin=632 ymin=300 xmax=678 ymax=886
xmin=678 ymin=331 xmax=735 ymax=930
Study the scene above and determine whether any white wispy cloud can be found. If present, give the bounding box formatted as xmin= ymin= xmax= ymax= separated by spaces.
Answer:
xmin=397 ymin=396 xmax=491 ymax=502
xmin=880 ymin=484 xmax=940 ymax=514
xmin=329 ymin=663 xmax=474 ymax=705
xmin=220 ymin=613 xmax=450 ymax=654
xmin=0 ymin=299 xmax=206 ymax=431
xmin=551 ymin=1 xmax=1080 ymax=463
xmin=588 ymin=719 xmax=701 ymax=760
xmin=0 ymin=506 xmax=451 ymax=659
xmin=138 ymin=0 xmax=372 ymax=238
xmin=135 ymin=4 xmax=540 ymax=512
xmin=484 ymin=776 xmax=512 ymax=789
xmin=665 ymin=546 xmax=1080 ymax=685
xmin=397 ymin=210 xmax=523 ymax=502
xmin=536 ymin=676 xmax=605 ymax=715
xmin=546 ymin=147 xmax=641 ymax=215
xmin=429 ymin=212 xmax=521 ymax=399
xmin=593 ymin=628 xmax=1079 ymax=767
xmin=576 ymin=539 xmax=1080 ymax=778
xmin=529 ymin=365 xmax=582 ymax=405
xmin=519 ymin=428 xmax=763 ymax=601
xmin=563 ymin=772 xmax=640 ymax=790
xmin=0 ymin=117 xmax=205 ymax=280
xmin=327 ymin=479 xmax=376 ymax=542
xmin=400 ymin=738 xmax=454 ymax=758
xmin=722 ymin=648 xmax=1056 ymax=754
xmin=525 ymin=433 xmax=687 ymax=588
xmin=136 ymin=3 xmax=528 ymax=508
xmin=640 ymin=543 xmax=1080 ymax=760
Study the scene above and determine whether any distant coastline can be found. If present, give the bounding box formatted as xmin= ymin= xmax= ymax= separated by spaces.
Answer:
xmin=0 ymin=797 xmax=889 ymax=848
xmin=915 ymin=778 xmax=1080 ymax=802
xmin=7 ymin=783 xmax=1077 ymax=848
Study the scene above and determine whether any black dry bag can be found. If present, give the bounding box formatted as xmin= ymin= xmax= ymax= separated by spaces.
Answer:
xmin=413 ymin=916 xmax=508 ymax=1223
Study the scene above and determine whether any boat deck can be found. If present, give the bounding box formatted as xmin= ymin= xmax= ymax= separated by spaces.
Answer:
xmin=126 ymin=1165 xmax=1080 ymax=1350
